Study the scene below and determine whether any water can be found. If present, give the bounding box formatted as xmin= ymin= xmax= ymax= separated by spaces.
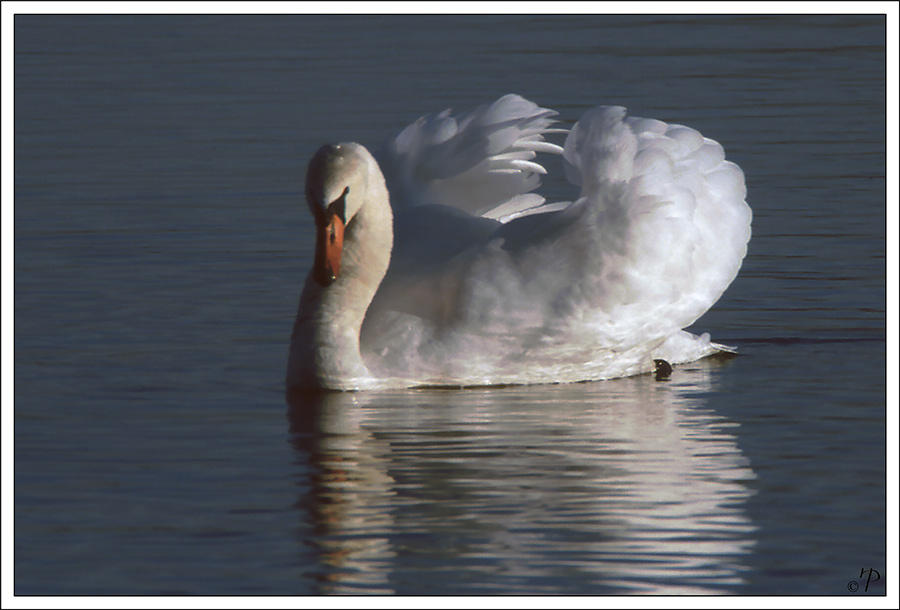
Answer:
xmin=12 ymin=14 xmax=888 ymax=596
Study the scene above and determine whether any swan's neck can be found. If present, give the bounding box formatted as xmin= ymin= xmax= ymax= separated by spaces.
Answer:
xmin=288 ymin=181 xmax=393 ymax=391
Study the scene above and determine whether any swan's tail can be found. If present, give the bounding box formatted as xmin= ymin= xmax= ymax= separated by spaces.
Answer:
xmin=377 ymin=94 xmax=566 ymax=218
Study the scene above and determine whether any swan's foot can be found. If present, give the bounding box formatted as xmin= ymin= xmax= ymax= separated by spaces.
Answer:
xmin=653 ymin=358 xmax=673 ymax=381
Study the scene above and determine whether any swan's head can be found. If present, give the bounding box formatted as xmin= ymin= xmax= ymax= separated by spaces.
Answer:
xmin=305 ymin=143 xmax=380 ymax=287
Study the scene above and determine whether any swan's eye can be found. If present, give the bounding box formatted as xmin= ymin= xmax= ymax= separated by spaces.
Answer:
xmin=327 ymin=187 xmax=349 ymax=224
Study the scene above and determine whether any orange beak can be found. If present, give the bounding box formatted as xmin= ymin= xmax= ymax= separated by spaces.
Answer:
xmin=313 ymin=211 xmax=345 ymax=287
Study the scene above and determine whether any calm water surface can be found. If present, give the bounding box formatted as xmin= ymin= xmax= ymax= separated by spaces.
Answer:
xmin=13 ymin=14 xmax=887 ymax=595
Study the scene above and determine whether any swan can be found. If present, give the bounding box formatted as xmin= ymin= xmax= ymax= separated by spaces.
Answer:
xmin=287 ymin=94 xmax=751 ymax=391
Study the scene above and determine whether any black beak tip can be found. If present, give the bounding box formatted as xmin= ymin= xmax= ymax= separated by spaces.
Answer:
xmin=314 ymin=269 xmax=336 ymax=287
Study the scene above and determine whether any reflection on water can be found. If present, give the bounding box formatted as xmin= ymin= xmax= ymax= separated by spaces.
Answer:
xmin=287 ymin=358 xmax=757 ymax=594
xmin=289 ymin=395 xmax=398 ymax=594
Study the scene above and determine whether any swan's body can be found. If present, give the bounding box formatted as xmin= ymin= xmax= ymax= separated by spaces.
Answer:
xmin=288 ymin=95 xmax=751 ymax=391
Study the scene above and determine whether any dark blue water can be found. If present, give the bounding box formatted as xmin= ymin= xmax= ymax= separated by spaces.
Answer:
xmin=13 ymin=14 xmax=887 ymax=596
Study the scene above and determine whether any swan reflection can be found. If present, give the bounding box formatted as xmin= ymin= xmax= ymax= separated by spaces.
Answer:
xmin=287 ymin=358 xmax=756 ymax=594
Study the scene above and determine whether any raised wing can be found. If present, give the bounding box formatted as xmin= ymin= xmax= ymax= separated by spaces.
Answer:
xmin=494 ymin=105 xmax=752 ymax=348
xmin=376 ymin=94 xmax=566 ymax=220
xmin=363 ymin=100 xmax=751 ymax=385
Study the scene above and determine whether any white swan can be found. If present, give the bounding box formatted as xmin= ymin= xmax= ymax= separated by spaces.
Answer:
xmin=287 ymin=95 xmax=751 ymax=391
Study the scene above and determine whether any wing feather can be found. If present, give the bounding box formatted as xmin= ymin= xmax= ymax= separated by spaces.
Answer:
xmin=376 ymin=94 xmax=565 ymax=218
